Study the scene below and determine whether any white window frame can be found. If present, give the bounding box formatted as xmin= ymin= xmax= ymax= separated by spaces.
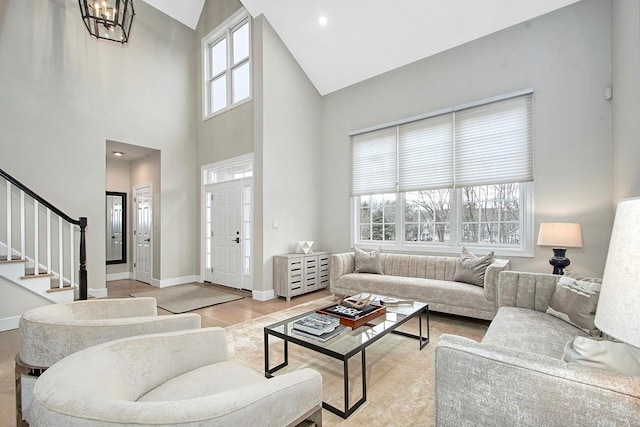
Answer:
xmin=202 ymin=8 xmax=252 ymax=120
xmin=350 ymin=90 xmax=535 ymax=257
xmin=351 ymin=183 xmax=533 ymax=258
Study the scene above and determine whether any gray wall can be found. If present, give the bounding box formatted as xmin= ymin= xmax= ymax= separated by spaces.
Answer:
xmin=612 ymin=0 xmax=640 ymax=202
xmin=259 ymin=18 xmax=323 ymax=293
xmin=0 ymin=0 xmax=196 ymax=306
xmin=194 ymin=0 xmax=255 ymax=280
xmin=319 ymin=0 xmax=613 ymax=278
xmin=194 ymin=3 xmax=323 ymax=295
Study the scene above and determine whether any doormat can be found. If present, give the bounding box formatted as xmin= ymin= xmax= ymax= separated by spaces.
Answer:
xmin=130 ymin=284 xmax=243 ymax=313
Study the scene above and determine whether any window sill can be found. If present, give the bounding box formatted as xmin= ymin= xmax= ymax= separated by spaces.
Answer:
xmin=203 ymin=96 xmax=253 ymax=122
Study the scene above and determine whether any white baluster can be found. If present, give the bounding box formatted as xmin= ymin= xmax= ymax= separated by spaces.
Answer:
xmin=6 ymin=182 xmax=11 ymax=261
xmin=20 ymin=191 xmax=25 ymax=259
xmin=34 ymin=201 xmax=39 ymax=276
xmin=47 ymin=209 xmax=52 ymax=274
xmin=59 ymin=219 xmax=64 ymax=288
xmin=70 ymin=225 xmax=75 ymax=287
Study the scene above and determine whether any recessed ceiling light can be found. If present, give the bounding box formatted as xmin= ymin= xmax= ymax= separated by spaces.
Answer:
xmin=318 ymin=16 xmax=327 ymax=26
xmin=112 ymin=151 xmax=125 ymax=157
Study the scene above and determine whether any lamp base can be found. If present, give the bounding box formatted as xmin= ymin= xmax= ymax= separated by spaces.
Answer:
xmin=549 ymin=248 xmax=570 ymax=275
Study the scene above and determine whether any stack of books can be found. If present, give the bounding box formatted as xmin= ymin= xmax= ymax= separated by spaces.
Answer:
xmin=322 ymin=303 xmax=379 ymax=319
xmin=292 ymin=313 xmax=347 ymax=342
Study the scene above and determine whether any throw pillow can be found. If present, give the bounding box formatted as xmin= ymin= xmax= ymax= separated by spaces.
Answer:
xmin=546 ymin=272 xmax=602 ymax=336
xmin=452 ymin=247 xmax=494 ymax=287
xmin=354 ymin=246 xmax=383 ymax=274
xmin=563 ymin=336 xmax=640 ymax=376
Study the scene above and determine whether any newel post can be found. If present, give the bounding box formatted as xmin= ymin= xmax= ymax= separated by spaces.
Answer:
xmin=79 ymin=217 xmax=88 ymax=300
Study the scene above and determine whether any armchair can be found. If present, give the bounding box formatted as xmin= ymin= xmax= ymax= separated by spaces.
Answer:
xmin=26 ymin=328 xmax=323 ymax=426
xmin=17 ymin=297 xmax=201 ymax=424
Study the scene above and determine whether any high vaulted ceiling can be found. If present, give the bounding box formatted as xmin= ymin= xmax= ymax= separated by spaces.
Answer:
xmin=141 ymin=0 xmax=582 ymax=95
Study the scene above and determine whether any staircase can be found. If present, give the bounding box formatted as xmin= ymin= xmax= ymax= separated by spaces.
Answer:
xmin=0 ymin=256 xmax=75 ymax=304
xmin=0 ymin=168 xmax=88 ymax=313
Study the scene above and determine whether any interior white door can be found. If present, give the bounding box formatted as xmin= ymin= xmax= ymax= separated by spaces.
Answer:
xmin=204 ymin=181 xmax=242 ymax=288
xmin=134 ymin=184 xmax=153 ymax=284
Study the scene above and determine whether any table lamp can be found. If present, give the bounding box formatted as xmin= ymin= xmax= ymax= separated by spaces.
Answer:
xmin=537 ymin=222 xmax=583 ymax=275
xmin=595 ymin=198 xmax=640 ymax=348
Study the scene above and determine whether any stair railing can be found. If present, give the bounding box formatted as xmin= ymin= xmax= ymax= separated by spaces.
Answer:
xmin=0 ymin=168 xmax=88 ymax=300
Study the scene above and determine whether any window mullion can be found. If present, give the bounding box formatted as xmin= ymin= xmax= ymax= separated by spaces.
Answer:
xmin=226 ymin=28 xmax=233 ymax=107
xmin=398 ymin=192 xmax=404 ymax=244
xmin=452 ymin=188 xmax=460 ymax=248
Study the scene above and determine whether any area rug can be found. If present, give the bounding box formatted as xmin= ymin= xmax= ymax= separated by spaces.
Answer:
xmin=130 ymin=284 xmax=243 ymax=313
xmin=223 ymin=296 xmax=489 ymax=427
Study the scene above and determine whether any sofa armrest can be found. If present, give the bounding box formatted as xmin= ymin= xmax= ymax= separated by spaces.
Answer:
xmin=497 ymin=270 xmax=559 ymax=312
xmin=435 ymin=334 xmax=640 ymax=427
xmin=330 ymin=253 xmax=355 ymax=286
xmin=482 ymin=258 xmax=510 ymax=304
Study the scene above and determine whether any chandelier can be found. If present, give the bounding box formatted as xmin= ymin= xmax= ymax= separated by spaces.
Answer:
xmin=79 ymin=0 xmax=135 ymax=44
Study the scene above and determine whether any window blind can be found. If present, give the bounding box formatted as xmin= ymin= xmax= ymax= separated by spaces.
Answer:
xmin=350 ymin=91 xmax=533 ymax=195
xmin=398 ymin=113 xmax=453 ymax=191
xmin=454 ymin=94 xmax=533 ymax=187
xmin=351 ymin=127 xmax=397 ymax=196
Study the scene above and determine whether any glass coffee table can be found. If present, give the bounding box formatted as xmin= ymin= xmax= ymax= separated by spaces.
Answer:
xmin=263 ymin=299 xmax=429 ymax=418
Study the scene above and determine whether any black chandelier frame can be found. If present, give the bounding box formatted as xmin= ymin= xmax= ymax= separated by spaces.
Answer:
xmin=78 ymin=0 xmax=135 ymax=44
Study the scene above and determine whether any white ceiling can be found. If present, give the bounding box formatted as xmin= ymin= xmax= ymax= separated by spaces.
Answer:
xmin=141 ymin=0 xmax=582 ymax=95
xmin=141 ymin=0 xmax=205 ymax=30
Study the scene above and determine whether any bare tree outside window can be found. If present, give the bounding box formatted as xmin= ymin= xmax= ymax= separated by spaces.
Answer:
xmin=357 ymin=183 xmax=521 ymax=248
xmin=359 ymin=193 xmax=396 ymax=241
xmin=461 ymin=183 xmax=520 ymax=245
xmin=405 ymin=189 xmax=451 ymax=243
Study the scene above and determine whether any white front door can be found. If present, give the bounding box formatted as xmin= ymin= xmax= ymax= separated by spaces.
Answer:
xmin=204 ymin=181 xmax=242 ymax=288
xmin=134 ymin=184 xmax=153 ymax=284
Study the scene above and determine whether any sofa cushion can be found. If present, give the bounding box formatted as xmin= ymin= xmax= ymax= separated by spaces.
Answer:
xmin=354 ymin=246 xmax=384 ymax=274
xmin=453 ymin=247 xmax=494 ymax=287
xmin=138 ymin=360 xmax=267 ymax=402
xmin=563 ymin=336 xmax=640 ymax=376
xmin=546 ymin=272 xmax=602 ymax=336
xmin=337 ymin=272 xmax=494 ymax=313
xmin=482 ymin=306 xmax=589 ymax=359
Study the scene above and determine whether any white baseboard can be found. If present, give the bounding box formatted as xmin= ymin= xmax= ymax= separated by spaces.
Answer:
xmin=252 ymin=289 xmax=275 ymax=301
xmin=152 ymin=275 xmax=199 ymax=288
xmin=0 ymin=315 xmax=21 ymax=332
xmin=106 ymin=272 xmax=132 ymax=281
xmin=89 ymin=287 xmax=108 ymax=298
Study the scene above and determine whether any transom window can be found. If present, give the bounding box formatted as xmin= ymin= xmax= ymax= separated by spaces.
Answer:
xmin=202 ymin=9 xmax=251 ymax=119
xmin=351 ymin=90 xmax=534 ymax=256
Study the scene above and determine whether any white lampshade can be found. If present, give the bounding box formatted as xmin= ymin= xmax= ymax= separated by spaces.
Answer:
xmin=537 ymin=222 xmax=583 ymax=248
xmin=594 ymin=197 xmax=640 ymax=348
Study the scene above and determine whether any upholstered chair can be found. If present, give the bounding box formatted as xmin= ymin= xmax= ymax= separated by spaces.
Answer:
xmin=16 ymin=297 xmax=201 ymax=425
xmin=26 ymin=327 xmax=323 ymax=426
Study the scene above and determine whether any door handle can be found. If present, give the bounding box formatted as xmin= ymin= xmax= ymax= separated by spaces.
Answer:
xmin=233 ymin=237 xmax=240 ymax=243
xmin=145 ymin=238 xmax=151 ymax=242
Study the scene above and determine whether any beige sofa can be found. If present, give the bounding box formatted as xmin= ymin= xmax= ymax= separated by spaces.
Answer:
xmin=435 ymin=271 xmax=640 ymax=426
xmin=330 ymin=252 xmax=510 ymax=320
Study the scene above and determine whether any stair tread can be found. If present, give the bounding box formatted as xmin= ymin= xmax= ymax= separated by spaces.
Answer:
xmin=47 ymin=285 xmax=77 ymax=293
xmin=21 ymin=268 xmax=54 ymax=278
xmin=0 ymin=256 xmax=28 ymax=263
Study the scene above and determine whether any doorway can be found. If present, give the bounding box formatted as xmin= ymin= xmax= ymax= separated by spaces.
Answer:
xmin=133 ymin=183 xmax=153 ymax=285
xmin=201 ymin=155 xmax=253 ymax=291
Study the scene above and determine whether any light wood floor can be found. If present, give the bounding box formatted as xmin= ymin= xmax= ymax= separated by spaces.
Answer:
xmin=0 ymin=280 xmax=331 ymax=427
